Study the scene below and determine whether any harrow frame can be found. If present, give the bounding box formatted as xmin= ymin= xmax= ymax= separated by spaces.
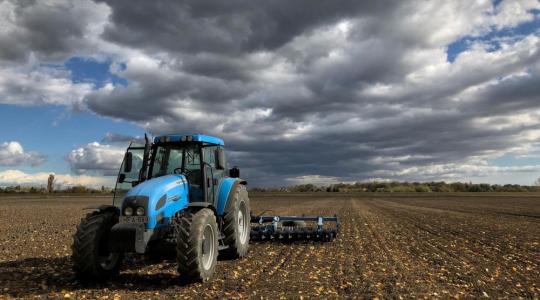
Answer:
xmin=250 ymin=214 xmax=340 ymax=241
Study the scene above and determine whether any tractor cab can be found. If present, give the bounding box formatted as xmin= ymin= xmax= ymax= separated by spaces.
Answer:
xmin=113 ymin=134 xmax=238 ymax=207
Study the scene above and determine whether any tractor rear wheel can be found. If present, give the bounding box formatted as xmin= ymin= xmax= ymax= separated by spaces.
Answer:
xmin=222 ymin=183 xmax=250 ymax=258
xmin=175 ymin=208 xmax=218 ymax=282
xmin=72 ymin=210 xmax=123 ymax=281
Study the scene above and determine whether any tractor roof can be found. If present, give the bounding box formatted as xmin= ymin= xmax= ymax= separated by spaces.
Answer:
xmin=153 ymin=134 xmax=224 ymax=145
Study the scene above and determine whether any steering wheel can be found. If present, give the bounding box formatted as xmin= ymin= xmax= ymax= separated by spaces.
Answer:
xmin=174 ymin=168 xmax=192 ymax=177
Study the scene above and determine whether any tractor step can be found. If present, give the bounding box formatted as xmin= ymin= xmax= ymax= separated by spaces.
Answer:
xmin=250 ymin=214 xmax=340 ymax=242
xmin=218 ymin=232 xmax=229 ymax=251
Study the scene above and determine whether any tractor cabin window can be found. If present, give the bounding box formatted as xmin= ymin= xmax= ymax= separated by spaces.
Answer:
xmin=150 ymin=144 xmax=200 ymax=179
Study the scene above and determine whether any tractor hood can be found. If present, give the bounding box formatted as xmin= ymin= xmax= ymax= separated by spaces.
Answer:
xmin=123 ymin=174 xmax=189 ymax=229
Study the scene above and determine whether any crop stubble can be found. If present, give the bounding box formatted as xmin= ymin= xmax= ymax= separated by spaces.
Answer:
xmin=0 ymin=193 xmax=538 ymax=299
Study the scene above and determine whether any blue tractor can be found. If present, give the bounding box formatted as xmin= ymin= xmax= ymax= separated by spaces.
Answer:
xmin=71 ymin=134 xmax=339 ymax=282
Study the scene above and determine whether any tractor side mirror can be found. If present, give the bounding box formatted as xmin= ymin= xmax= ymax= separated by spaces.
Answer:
xmin=118 ymin=173 xmax=126 ymax=183
xmin=216 ymin=147 xmax=226 ymax=170
xmin=123 ymin=152 xmax=133 ymax=173
xmin=229 ymin=166 xmax=240 ymax=178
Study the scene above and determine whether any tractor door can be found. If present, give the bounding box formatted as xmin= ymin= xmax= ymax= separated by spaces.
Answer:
xmin=113 ymin=142 xmax=145 ymax=206
xmin=203 ymin=145 xmax=225 ymax=205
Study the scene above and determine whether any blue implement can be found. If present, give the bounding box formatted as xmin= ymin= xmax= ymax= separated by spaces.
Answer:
xmin=250 ymin=214 xmax=340 ymax=242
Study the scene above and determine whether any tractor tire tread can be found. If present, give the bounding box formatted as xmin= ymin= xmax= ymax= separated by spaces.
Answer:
xmin=71 ymin=210 xmax=122 ymax=281
xmin=175 ymin=208 xmax=218 ymax=281
xmin=222 ymin=183 xmax=250 ymax=258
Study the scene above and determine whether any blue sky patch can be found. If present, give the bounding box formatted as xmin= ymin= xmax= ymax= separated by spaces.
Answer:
xmin=0 ymin=104 xmax=142 ymax=174
xmin=489 ymin=153 xmax=540 ymax=167
xmin=447 ymin=15 xmax=540 ymax=62
xmin=65 ymin=57 xmax=128 ymax=88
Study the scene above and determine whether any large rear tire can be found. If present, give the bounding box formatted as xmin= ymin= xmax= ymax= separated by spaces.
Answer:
xmin=175 ymin=208 xmax=219 ymax=282
xmin=72 ymin=211 xmax=123 ymax=281
xmin=222 ymin=183 xmax=250 ymax=258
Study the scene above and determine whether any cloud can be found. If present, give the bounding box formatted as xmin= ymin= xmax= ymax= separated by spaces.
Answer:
xmin=285 ymin=175 xmax=349 ymax=186
xmin=0 ymin=141 xmax=46 ymax=167
xmin=96 ymin=0 xmax=393 ymax=56
xmin=372 ymin=160 xmax=540 ymax=181
xmin=66 ymin=142 xmax=125 ymax=176
xmin=0 ymin=169 xmax=112 ymax=188
xmin=0 ymin=0 xmax=110 ymax=63
xmin=82 ymin=0 xmax=540 ymax=186
xmin=2 ymin=0 xmax=540 ymax=186
xmin=0 ymin=64 xmax=93 ymax=107
xmin=101 ymin=132 xmax=144 ymax=144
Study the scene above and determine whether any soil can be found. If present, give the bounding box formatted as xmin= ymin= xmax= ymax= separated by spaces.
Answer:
xmin=0 ymin=193 xmax=539 ymax=299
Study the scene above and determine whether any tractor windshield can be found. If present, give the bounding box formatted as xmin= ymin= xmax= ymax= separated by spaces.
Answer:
xmin=150 ymin=143 xmax=201 ymax=181
xmin=150 ymin=143 xmax=203 ymax=200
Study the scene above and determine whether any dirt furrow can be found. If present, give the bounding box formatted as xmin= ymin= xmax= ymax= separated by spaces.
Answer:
xmin=369 ymin=198 xmax=538 ymax=298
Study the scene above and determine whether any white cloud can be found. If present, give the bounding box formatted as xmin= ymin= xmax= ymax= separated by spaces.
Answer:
xmin=0 ymin=141 xmax=46 ymax=167
xmin=0 ymin=65 xmax=93 ymax=107
xmin=490 ymin=0 xmax=540 ymax=30
xmin=0 ymin=169 xmax=112 ymax=188
xmin=66 ymin=142 xmax=125 ymax=175
xmin=286 ymin=175 xmax=349 ymax=186
xmin=374 ymin=161 xmax=540 ymax=181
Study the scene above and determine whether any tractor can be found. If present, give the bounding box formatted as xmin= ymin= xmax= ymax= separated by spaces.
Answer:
xmin=71 ymin=134 xmax=339 ymax=282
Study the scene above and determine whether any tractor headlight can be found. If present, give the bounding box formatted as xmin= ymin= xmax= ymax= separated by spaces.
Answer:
xmin=136 ymin=207 xmax=145 ymax=216
xmin=124 ymin=206 xmax=133 ymax=216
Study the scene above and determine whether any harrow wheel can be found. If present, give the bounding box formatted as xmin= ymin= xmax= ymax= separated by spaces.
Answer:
xmin=72 ymin=210 xmax=123 ymax=281
xmin=175 ymin=208 xmax=218 ymax=282
xmin=222 ymin=183 xmax=250 ymax=258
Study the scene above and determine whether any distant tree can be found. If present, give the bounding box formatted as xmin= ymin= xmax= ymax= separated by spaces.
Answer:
xmin=70 ymin=185 xmax=87 ymax=193
xmin=47 ymin=174 xmax=55 ymax=193
xmin=535 ymin=177 xmax=540 ymax=186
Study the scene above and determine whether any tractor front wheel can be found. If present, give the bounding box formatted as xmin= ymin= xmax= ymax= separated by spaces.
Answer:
xmin=72 ymin=210 xmax=123 ymax=281
xmin=175 ymin=208 xmax=218 ymax=282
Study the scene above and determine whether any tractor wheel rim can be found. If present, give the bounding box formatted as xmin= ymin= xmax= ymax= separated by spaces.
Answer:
xmin=201 ymin=224 xmax=215 ymax=270
xmin=238 ymin=201 xmax=248 ymax=244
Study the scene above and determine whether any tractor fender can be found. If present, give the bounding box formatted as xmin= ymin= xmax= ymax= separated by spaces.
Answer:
xmin=83 ymin=204 xmax=119 ymax=215
xmin=216 ymin=178 xmax=247 ymax=216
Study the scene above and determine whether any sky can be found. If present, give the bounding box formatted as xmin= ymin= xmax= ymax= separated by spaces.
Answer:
xmin=1 ymin=0 xmax=540 ymax=188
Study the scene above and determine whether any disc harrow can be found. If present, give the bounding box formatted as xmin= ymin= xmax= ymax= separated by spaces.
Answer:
xmin=250 ymin=214 xmax=340 ymax=242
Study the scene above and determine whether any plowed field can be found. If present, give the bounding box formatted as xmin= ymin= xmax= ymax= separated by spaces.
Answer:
xmin=0 ymin=193 xmax=539 ymax=299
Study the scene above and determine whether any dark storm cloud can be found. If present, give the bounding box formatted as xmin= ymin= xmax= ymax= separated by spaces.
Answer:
xmin=97 ymin=0 xmax=392 ymax=55
xmin=2 ymin=0 xmax=540 ymax=185
xmin=81 ymin=0 xmax=540 ymax=185
xmin=0 ymin=0 xmax=106 ymax=63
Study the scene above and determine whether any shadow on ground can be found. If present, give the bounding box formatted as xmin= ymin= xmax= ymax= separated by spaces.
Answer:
xmin=0 ymin=256 xmax=195 ymax=298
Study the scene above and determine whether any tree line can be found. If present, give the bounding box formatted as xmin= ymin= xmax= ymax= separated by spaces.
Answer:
xmin=2 ymin=173 xmax=539 ymax=194
xmin=251 ymin=181 xmax=540 ymax=193
xmin=0 ymin=174 xmax=113 ymax=194
xmin=0 ymin=185 xmax=113 ymax=194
